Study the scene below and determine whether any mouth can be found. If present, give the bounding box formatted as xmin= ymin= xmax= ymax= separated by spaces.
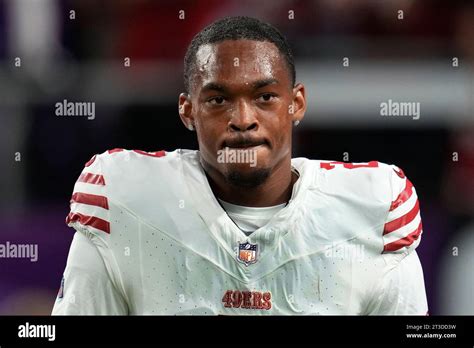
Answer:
xmin=222 ymin=138 xmax=267 ymax=149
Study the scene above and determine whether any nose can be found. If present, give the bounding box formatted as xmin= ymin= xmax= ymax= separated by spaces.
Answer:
xmin=228 ymin=100 xmax=258 ymax=132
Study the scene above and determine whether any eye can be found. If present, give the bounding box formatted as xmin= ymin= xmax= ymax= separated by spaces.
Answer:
xmin=257 ymin=93 xmax=276 ymax=102
xmin=207 ymin=96 xmax=226 ymax=105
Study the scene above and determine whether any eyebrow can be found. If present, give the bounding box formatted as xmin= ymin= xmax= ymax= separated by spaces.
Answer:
xmin=252 ymin=78 xmax=279 ymax=89
xmin=201 ymin=82 xmax=228 ymax=94
xmin=200 ymin=78 xmax=279 ymax=94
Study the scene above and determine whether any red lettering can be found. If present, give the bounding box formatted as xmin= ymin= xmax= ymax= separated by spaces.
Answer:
xmin=133 ymin=149 xmax=166 ymax=158
xmin=242 ymin=291 xmax=252 ymax=309
xmin=85 ymin=154 xmax=96 ymax=167
xmin=251 ymin=291 xmax=263 ymax=309
xmin=262 ymin=292 xmax=272 ymax=310
xmin=222 ymin=290 xmax=272 ymax=310
xmin=320 ymin=161 xmax=379 ymax=170
xmin=232 ymin=290 xmax=243 ymax=308
xmin=107 ymin=148 xmax=124 ymax=154
xmin=221 ymin=290 xmax=233 ymax=308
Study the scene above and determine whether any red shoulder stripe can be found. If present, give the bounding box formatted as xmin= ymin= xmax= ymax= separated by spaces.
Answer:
xmin=77 ymin=173 xmax=105 ymax=186
xmin=390 ymin=179 xmax=414 ymax=211
xmin=71 ymin=192 xmax=109 ymax=210
xmin=383 ymin=221 xmax=422 ymax=252
xmin=384 ymin=200 xmax=420 ymax=235
xmin=66 ymin=212 xmax=110 ymax=234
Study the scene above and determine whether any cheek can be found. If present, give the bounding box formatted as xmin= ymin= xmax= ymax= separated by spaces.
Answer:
xmin=275 ymin=130 xmax=291 ymax=151
xmin=266 ymin=106 xmax=292 ymax=145
xmin=195 ymin=114 xmax=224 ymax=158
xmin=197 ymin=126 xmax=216 ymax=151
xmin=196 ymin=104 xmax=225 ymax=128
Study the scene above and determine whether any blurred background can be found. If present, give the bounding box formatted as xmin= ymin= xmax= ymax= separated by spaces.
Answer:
xmin=0 ymin=0 xmax=472 ymax=315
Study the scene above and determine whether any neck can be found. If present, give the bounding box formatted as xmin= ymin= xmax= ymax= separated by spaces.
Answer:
xmin=202 ymin=156 xmax=297 ymax=207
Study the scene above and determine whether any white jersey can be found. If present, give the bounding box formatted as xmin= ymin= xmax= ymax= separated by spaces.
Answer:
xmin=52 ymin=148 xmax=428 ymax=315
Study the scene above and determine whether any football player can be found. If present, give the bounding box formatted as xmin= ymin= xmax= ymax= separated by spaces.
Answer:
xmin=52 ymin=16 xmax=427 ymax=315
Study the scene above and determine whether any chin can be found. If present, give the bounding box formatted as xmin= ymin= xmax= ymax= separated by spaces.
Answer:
xmin=224 ymin=166 xmax=271 ymax=188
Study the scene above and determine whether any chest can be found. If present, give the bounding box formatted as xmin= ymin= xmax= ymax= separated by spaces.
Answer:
xmin=126 ymin=224 xmax=382 ymax=315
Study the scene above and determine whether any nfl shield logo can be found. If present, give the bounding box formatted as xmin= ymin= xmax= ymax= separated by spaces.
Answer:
xmin=237 ymin=241 xmax=258 ymax=266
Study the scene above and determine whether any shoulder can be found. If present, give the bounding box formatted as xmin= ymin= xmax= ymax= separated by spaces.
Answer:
xmin=85 ymin=148 xmax=170 ymax=174
xmin=81 ymin=148 xmax=199 ymax=184
xmin=305 ymin=159 xmax=402 ymax=202
xmin=301 ymin=159 xmax=423 ymax=255
xmin=65 ymin=148 xmax=198 ymax=237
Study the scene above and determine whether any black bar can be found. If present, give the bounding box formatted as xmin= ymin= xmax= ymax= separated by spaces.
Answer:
xmin=0 ymin=316 xmax=472 ymax=346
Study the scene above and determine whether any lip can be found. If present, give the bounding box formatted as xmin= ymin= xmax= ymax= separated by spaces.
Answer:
xmin=222 ymin=138 xmax=267 ymax=149
xmin=225 ymin=144 xmax=265 ymax=150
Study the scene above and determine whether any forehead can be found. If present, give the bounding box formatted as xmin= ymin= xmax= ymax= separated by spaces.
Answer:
xmin=194 ymin=39 xmax=289 ymax=90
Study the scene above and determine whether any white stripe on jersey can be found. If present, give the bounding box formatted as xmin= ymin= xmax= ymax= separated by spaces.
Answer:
xmin=70 ymin=202 xmax=109 ymax=222
xmin=73 ymin=181 xmax=106 ymax=196
xmin=383 ymin=172 xmax=423 ymax=253
xmin=383 ymin=212 xmax=421 ymax=245
xmin=386 ymin=188 xmax=418 ymax=221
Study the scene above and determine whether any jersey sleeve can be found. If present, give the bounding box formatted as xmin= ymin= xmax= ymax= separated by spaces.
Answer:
xmin=53 ymin=152 xmax=128 ymax=314
xmin=382 ymin=165 xmax=423 ymax=254
xmin=66 ymin=153 xmax=111 ymax=240
xmin=366 ymin=164 xmax=428 ymax=314
xmin=365 ymin=250 xmax=428 ymax=315
xmin=52 ymin=232 xmax=128 ymax=315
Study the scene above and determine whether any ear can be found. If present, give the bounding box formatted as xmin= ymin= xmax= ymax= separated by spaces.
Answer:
xmin=178 ymin=93 xmax=195 ymax=131
xmin=291 ymin=83 xmax=306 ymax=124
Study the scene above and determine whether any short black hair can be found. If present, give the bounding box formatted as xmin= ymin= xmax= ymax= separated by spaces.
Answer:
xmin=183 ymin=16 xmax=295 ymax=94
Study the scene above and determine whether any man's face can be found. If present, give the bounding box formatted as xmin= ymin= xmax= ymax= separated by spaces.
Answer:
xmin=180 ymin=39 xmax=305 ymax=188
